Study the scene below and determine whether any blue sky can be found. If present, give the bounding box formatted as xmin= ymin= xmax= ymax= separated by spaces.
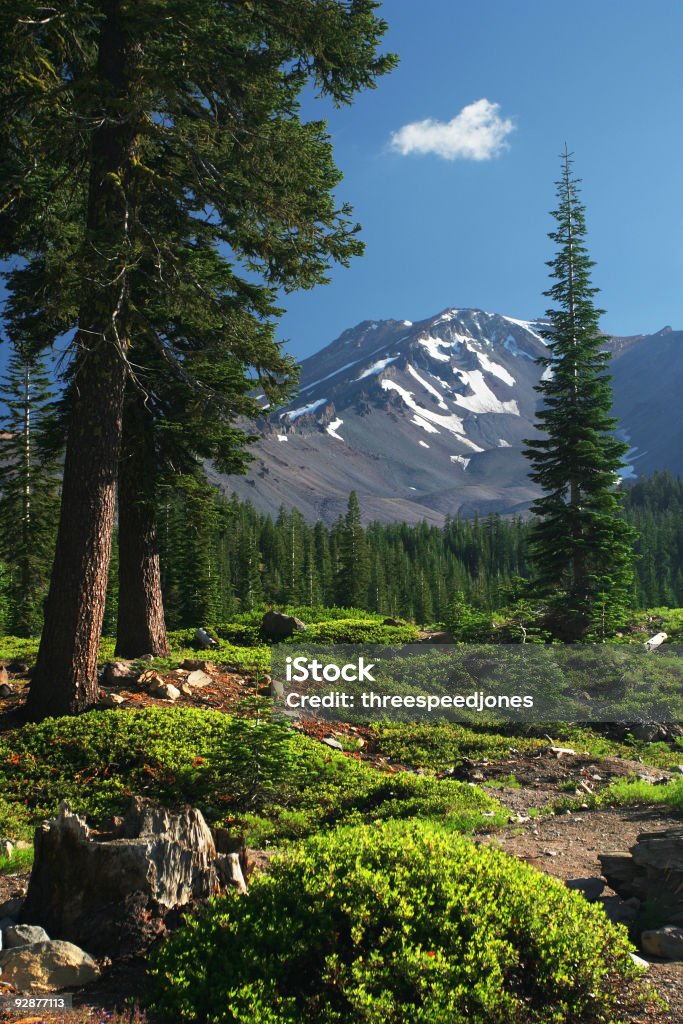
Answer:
xmin=279 ymin=0 xmax=683 ymax=360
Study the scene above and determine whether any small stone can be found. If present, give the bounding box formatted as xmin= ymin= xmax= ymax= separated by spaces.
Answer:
xmin=0 ymin=683 xmax=13 ymax=699
xmin=142 ymin=672 xmax=166 ymax=692
xmin=599 ymin=895 xmax=640 ymax=926
xmin=101 ymin=693 xmax=125 ymax=708
xmin=3 ymin=839 xmax=13 ymax=860
xmin=565 ymin=877 xmax=605 ymax=901
xmin=641 ymin=926 xmax=683 ymax=961
xmin=630 ymin=952 xmax=649 ymax=969
xmin=180 ymin=659 xmax=213 ymax=672
xmin=0 ymin=939 xmax=99 ymax=992
xmin=156 ymin=682 xmax=181 ymax=702
xmin=322 ymin=736 xmax=343 ymax=750
xmin=187 ymin=669 xmax=213 ymax=689
xmin=5 ymin=924 xmax=50 ymax=948
xmin=674 ymin=765 xmax=683 ymax=775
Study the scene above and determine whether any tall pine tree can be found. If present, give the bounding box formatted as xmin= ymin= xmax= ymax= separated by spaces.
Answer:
xmin=0 ymin=1 xmax=395 ymax=718
xmin=523 ymin=150 xmax=636 ymax=639
xmin=0 ymin=342 xmax=60 ymax=636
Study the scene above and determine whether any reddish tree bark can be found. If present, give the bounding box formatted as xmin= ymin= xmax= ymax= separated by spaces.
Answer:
xmin=115 ymin=389 xmax=169 ymax=658
xmin=26 ymin=1 xmax=142 ymax=720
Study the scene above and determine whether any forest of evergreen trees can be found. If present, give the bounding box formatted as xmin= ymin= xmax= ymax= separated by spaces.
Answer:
xmin=130 ymin=472 xmax=683 ymax=630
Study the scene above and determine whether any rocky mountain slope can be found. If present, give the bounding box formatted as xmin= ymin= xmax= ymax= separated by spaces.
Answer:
xmin=210 ymin=309 xmax=683 ymax=525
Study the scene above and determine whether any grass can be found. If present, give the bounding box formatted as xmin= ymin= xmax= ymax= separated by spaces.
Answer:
xmin=0 ymin=843 xmax=33 ymax=874
xmin=551 ymin=776 xmax=683 ymax=815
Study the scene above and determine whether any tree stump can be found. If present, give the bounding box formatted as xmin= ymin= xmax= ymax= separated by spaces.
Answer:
xmin=20 ymin=799 xmax=220 ymax=957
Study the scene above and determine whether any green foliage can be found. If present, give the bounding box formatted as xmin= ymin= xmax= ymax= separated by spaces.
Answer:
xmin=373 ymin=722 xmax=547 ymax=770
xmin=0 ymin=843 xmax=33 ymax=875
xmin=554 ymin=776 xmax=683 ymax=815
xmin=523 ymin=151 xmax=637 ymax=639
xmin=0 ymin=708 xmax=504 ymax=846
xmin=0 ymin=343 xmax=60 ymax=636
xmin=149 ymin=819 xmax=643 ymax=1024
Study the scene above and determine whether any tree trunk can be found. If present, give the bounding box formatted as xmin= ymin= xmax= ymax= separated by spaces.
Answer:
xmin=26 ymin=1 xmax=140 ymax=721
xmin=115 ymin=389 xmax=169 ymax=658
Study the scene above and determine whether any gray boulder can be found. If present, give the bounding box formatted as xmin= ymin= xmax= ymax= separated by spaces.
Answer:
xmin=565 ymin=877 xmax=605 ymax=901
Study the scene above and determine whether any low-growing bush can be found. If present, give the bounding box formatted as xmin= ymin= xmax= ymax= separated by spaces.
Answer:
xmin=297 ymin=618 xmax=420 ymax=645
xmin=0 ymin=708 xmax=503 ymax=845
xmin=149 ymin=819 xmax=643 ymax=1024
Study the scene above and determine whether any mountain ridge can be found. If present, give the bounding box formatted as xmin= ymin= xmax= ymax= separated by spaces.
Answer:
xmin=209 ymin=308 xmax=683 ymax=525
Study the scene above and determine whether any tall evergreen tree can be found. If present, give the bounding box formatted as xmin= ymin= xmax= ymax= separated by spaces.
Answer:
xmin=335 ymin=491 xmax=369 ymax=607
xmin=0 ymin=1 xmax=395 ymax=718
xmin=523 ymin=150 xmax=636 ymax=639
xmin=0 ymin=342 xmax=60 ymax=636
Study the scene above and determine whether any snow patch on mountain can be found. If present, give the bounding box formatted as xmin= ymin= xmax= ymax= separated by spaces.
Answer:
xmin=356 ymin=356 xmax=397 ymax=380
xmin=411 ymin=414 xmax=440 ymax=434
xmin=284 ymin=397 xmax=328 ymax=420
xmin=417 ymin=334 xmax=451 ymax=362
xmin=326 ymin=418 xmax=344 ymax=441
xmin=452 ymin=369 xmax=520 ymax=415
xmin=450 ymin=455 xmax=471 ymax=470
xmin=407 ymin=364 xmax=448 ymax=409
xmin=476 ymin=351 xmax=516 ymax=386
xmin=381 ymin=379 xmax=465 ymax=434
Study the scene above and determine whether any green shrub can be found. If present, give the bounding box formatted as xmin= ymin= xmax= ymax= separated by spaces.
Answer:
xmin=298 ymin=619 xmax=420 ymax=645
xmin=0 ymin=708 xmax=503 ymax=845
xmin=149 ymin=820 xmax=643 ymax=1024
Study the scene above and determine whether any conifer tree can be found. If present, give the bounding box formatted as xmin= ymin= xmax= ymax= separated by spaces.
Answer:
xmin=336 ymin=491 xmax=369 ymax=606
xmin=0 ymin=1 xmax=395 ymax=717
xmin=523 ymin=150 xmax=636 ymax=638
xmin=0 ymin=342 xmax=60 ymax=636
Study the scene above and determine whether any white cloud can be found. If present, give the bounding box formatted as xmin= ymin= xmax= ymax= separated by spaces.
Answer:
xmin=390 ymin=98 xmax=514 ymax=161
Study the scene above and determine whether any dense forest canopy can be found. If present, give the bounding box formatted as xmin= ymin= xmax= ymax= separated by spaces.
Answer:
xmin=115 ymin=472 xmax=683 ymax=629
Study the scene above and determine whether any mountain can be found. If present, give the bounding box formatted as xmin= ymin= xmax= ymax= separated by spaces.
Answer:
xmin=208 ymin=309 xmax=683 ymax=525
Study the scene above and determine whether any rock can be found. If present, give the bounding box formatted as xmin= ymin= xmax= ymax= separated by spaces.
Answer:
xmin=0 ymin=664 xmax=8 ymax=687
xmin=100 ymin=692 xmax=125 ymax=708
xmin=0 ymin=940 xmax=99 ymax=993
xmin=674 ymin=765 xmax=683 ymax=775
xmin=548 ymin=745 xmax=576 ymax=758
xmin=180 ymin=659 xmax=215 ymax=673
xmin=382 ymin=617 xmax=403 ymax=627
xmin=2 ymin=839 xmax=13 ymax=861
xmin=565 ymin=877 xmax=605 ymax=901
xmin=155 ymin=683 xmax=181 ymax=701
xmin=598 ymin=895 xmax=640 ymax=926
xmin=260 ymin=610 xmax=306 ymax=641
xmin=0 ymin=683 xmax=13 ymax=698
xmin=630 ymin=722 xmax=662 ymax=743
xmin=322 ymin=736 xmax=343 ymax=750
xmin=194 ymin=627 xmax=218 ymax=650
xmin=186 ymin=669 xmax=213 ymax=689
xmin=4 ymin=924 xmax=50 ymax=947
xmin=103 ymin=661 xmax=134 ymax=686
xmin=600 ymin=829 xmax=683 ymax=925
xmin=630 ymin=952 xmax=649 ymax=969
xmin=641 ymin=926 xmax=683 ymax=960
xmin=19 ymin=799 xmax=220 ymax=957
xmin=0 ymin=898 xmax=23 ymax=921
xmin=140 ymin=670 xmax=165 ymax=691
